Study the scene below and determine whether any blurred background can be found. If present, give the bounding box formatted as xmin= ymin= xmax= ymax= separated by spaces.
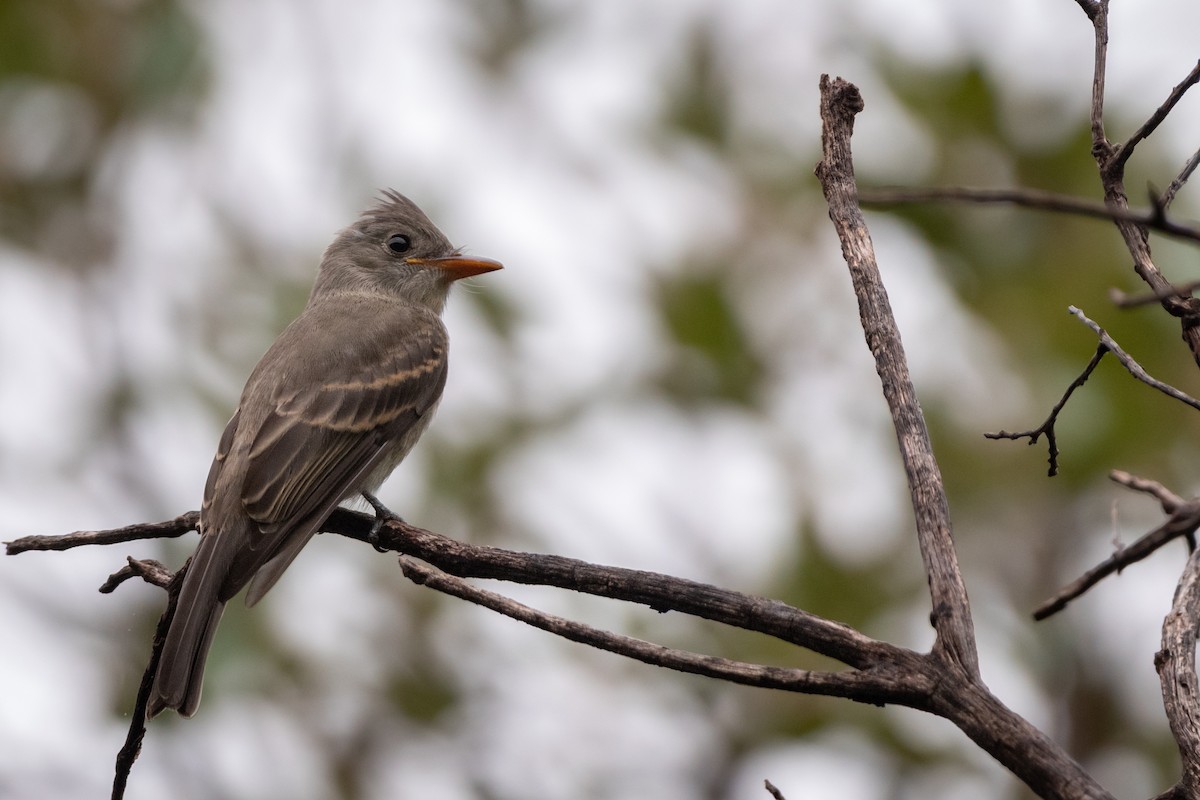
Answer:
xmin=3 ymin=0 xmax=1200 ymax=798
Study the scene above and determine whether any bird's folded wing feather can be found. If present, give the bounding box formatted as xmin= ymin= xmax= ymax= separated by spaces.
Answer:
xmin=218 ymin=310 xmax=448 ymax=599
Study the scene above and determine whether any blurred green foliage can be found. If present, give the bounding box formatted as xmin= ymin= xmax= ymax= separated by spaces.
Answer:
xmin=0 ymin=0 xmax=203 ymax=258
xmin=656 ymin=271 xmax=765 ymax=407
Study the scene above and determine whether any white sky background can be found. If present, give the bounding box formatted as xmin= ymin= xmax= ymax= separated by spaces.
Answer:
xmin=3 ymin=0 xmax=1200 ymax=798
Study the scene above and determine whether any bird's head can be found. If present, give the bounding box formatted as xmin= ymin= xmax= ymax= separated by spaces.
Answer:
xmin=312 ymin=190 xmax=502 ymax=313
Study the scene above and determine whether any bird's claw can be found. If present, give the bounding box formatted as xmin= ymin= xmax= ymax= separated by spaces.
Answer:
xmin=361 ymin=491 xmax=404 ymax=553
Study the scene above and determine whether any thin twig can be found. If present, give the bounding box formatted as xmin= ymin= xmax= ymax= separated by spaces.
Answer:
xmin=1110 ymin=280 xmax=1200 ymax=310
xmin=1035 ymin=471 xmax=1192 ymax=621
xmin=5 ymin=512 xmax=199 ymax=555
xmin=985 ymin=344 xmax=1106 ymax=477
xmin=1069 ymin=306 xmax=1200 ymax=411
xmin=860 ymin=186 xmax=1200 ymax=246
xmin=1033 ymin=498 xmax=1200 ymax=620
xmin=99 ymin=558 xmax=174 ymax=593
xmin=764 ymin=780 xmax=788 ymax=800
xmin=1112 ymin=60 xmax=1200 ymax=171
xmin=1162 ymin=147 xmax=1200 ymax=210
xmin=1111 ymin=469 xmax=1186 ymax=513
xmin=1110 ymin=467 xmax=1195 ymax=551
xmin=112 ymin=567 xmax=182 ymax=800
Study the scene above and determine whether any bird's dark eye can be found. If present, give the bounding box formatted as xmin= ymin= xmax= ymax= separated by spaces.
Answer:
xmin=386 ymin=234 xmax=411 ymax=254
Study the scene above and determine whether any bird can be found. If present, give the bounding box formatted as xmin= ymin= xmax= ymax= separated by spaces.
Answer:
xmin=147 ymin=191 xmax=502 ymax=717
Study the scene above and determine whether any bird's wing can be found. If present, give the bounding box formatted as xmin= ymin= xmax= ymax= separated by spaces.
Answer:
xmin=219 ymin=306 xmax=448 ymax=602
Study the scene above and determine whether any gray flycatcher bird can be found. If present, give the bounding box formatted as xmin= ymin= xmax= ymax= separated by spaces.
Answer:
xmin=148 ymin=191 xmax=502 ymax=717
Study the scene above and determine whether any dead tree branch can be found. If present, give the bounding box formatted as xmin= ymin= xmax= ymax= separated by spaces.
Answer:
xmin=983 ymin=303 xmax=1200 ymax=479
xmin=1111 ymin=469 xmax=1187 ymax=513
xmin=1158 ymin=543 xmax=1200 ymax=797
xmin=1081 ymin=0 xmax=1200 ymax=367
xmin=1111 ymin=279 xmax=1200 ymax=310
xmin=1068 ymin=306 xmax=1200 ymax=411
xmin=985 ymin=344 xmax=1106 ymax=477
xmin=99 ymin=557 xmax=174 ymax=593
xmin=1034 ymin=471 xmax=1200 ymax=620
xmin=9 ymin=496 xmax=1113 ymax=800
xmin=815 ymin=75 xmax=979 ymax=678
xmin=1161 ymin=148 xmax=1200 ymax=210
xmin=861 ymin=186 xmax=1200 ymax=247
xmin=5 ymin=512 xmax=198 ymax=554
xmin=814 ymin=74 xmax=1111 ymax=800
xmin=1111 ymin=60 xmax=1200 ymax=173
xmin=400 ymin=556 xmax=930 ymax=702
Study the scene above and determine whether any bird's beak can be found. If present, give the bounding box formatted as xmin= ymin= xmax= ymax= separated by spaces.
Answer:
xmin=406 ymin=255 xmax=503 ymax=281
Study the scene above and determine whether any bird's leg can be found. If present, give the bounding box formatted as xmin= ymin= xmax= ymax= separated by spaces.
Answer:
xmin=361 ymin=491 xmax=404 ymax=553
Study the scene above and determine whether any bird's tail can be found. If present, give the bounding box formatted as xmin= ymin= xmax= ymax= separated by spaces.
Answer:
xmin=147 ymin=532 xmax=230 ymax=718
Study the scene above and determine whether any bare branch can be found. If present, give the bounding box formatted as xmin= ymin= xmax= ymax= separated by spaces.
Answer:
xmin=811 ymin=72 xmax=1118 ymax=800
xmin=985 ymin=344 xmax=1106 ymax=477
xmin=1035 ymin=472 xmax=1194 ymax=620
xmin=1113 ymin=60 xmax=1200 ymax=170
xmin=1110 ymin=279 xmax=1200 ymax=310
xmin=112 ymin=567 xmax=182 ymax=800
xmin=6 ymin=512 xmax=199 ymax=555
xmin=334 ymin=509 xmax=889 ymax=668
xmin=1069 ymin=306 xmax=1200 ymax=411
xmin=1110 ymin=469 xmax=1186 ymax=513
xmin=100 ymin=557 xmax=174 ymax=593
xmin=861 ymin=186 xmax=1200 ymax=246
xmin=1075 ymin=0 xmax=1200 ymax=367
xmin=764 ymin=780 xmax=788 ymax=800
xmin=399 ymin=557 xmax=931 ymax=705
xmin=1085 ymin=0 xmax=1110 ymax=154
xmin=988 ymin=304 xmax=1200 ymax=480
xmin=10 ymin=504 xmax=904 ymax=674
xmin=17 ymin=497 xmax=1118 ymax=800
xmin=1161 ymin=147 xmax=1200 ymax=210
xmin=1158 ymin=545 xmax=1200 ymax=795
xmin=815 ymin=74 xmax=978 ymax=677
xmin=1034 ymin=503 xmax=1200 ymax=620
